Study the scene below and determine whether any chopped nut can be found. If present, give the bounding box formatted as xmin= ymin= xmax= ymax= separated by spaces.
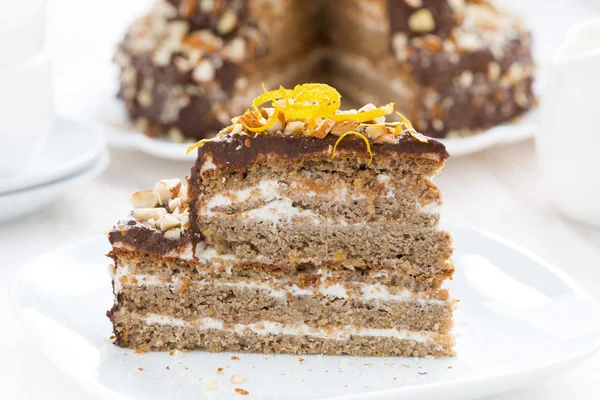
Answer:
xmin=374 ymin=134 xmax=397 ymax=144
xmin=312 ymin=118 xmax=335 ymax=139
xmin=179 ymin=0 xmax=197 ymax=18
xmin=166 ymin=21 xmax=189 ymax=41
xmin=230 ymin=123 xmax=244 ymax=135
xmin=169 ymin=197 xmax=182 ymax=211
xmin=365 ymin=124 xmax=389 ymax=141
xmin=154 ymin=179 xmax=182 ymax=203
xmin=192 ymin=60 xmax=215 ymax=83
xmin=515 ymin=91 xmax=529 ymax=108
xmin=200 ymin=0 xmax=214 ymax=12
xmin=222 ymin=37 xmax=246 ymax=63
xmin=120 ymin=68 xmax=136 ymax=85
xmin=217 ymin=9 xmax=238 ymax=34
xmin=152 ymin=45 xmax=173 ymax=67
xmin=405 ymin=0 xmax=423 ymax=7
xmin=183 ymin=30 xmax=223 ymax=51
xmin=284 ymin=121 xmax=305 ymax=134
xmin=164 ymin=228 xmax=181 ymax=240
xmin=133 ymin=208 xmax=167 ymax=222
xmin=392 ymin=32 xmax=409 ymax=62
xmin=168 ymin=127 xmax=186 ymax=143
xmin=131 ymin=190 xmax=159 ymax=209
xmin=408 ymin=9 xmax=436 ymax=33
xmin=488 ymin=62 xmax=501 ymax=81
xmin=181 ymin=213 xmax=190 ymax=228
xmin=137 ymin=90 xmax=152 ymax=107
xmin=358 ymin=103 xmax=377 ymax=113
xmin=331 ymin=120 xmax=359 ymax=135
xmin=458 ymin=70 xmax=474 ymax=88
xmin=448 ymin=0 xmax=465 ymax=11
xmin=231 ymin=374 xmax=245 ymax=383
xmin=158 ymin=215 xmax=181 ymax=232
xmin=420 ymin=35 xmax=442 ymax=52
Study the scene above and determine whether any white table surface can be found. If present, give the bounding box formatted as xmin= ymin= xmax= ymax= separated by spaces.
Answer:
xmin=2 ymin=0 xmax=600 ymax=398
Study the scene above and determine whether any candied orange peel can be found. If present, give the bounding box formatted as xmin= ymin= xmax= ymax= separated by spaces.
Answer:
xmin=332 ymin=131 xmax=373 ymax=165
xmin=186 ymin=83 xmax=424 ymax=155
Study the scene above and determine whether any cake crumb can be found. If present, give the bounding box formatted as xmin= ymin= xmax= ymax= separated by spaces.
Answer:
xmin=234 ymin=388 xmax=250 ymax=396
xmin=231 ymin=356 xmax=240 ymax=361
xmin=424 ymin=355 xmax=435 ymax=360
xmin=448 ymin=366 xmax=453 ymax=369
xmin=109 ymin=335 xmax=116 ymax=339
xmin=231 ymin=374 xmax=245 ymax=383
xmin=203 ymin=380 xmax=218 ymax=390
xmin=169 ymin=350 xmax=174 ymax=356
xmin=217 ymin=367 xmax=224 ymax=374
xmin=299 ymin=357 xmax=304 ymax=363
xmin=403 ymin=364 xmax=411 ymax=368
xmin=166 ymin=366 xmax=170 ymax=370
xmin=134 ymin=349 xmax=148 ymax=354
xmin=137 ymin=367 xmax=143 ymax=371
xmin=185 ymin=367 xmax=189 ymax=371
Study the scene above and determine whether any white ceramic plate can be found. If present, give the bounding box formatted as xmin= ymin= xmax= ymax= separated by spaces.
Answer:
xmin=0 ymin=151 xmax=110 ymax=224
xmin=0 ymin=117 xmax=106 ymax=194
xmin=10 ymin=223 xmax=600 ymax=400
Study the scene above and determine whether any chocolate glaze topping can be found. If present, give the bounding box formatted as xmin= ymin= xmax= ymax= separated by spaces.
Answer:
xmin=195 ymin=132 xmax=449 ymax=170
xmin=109 ymin=220 xmax=191 ymax=254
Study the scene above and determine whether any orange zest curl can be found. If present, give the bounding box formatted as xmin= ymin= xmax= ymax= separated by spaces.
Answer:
xmin=186 ymin=139 xmax=212 ymax=154
xmin=331 ymin=131 xmax=373 ymax=166
xmin=243 ymin=109 xmax=281 ymax=133
xmin=396 ymin=111 xmax=428 ymax=143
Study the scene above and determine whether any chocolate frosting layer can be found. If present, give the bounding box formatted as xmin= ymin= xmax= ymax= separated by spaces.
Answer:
xmin=109 ymin=220 xmax=191 ymax=254
xmin=195 ymin=132 xmax=449 ymax=170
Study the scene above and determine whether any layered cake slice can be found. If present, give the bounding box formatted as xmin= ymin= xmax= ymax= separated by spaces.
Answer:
xmin=108 ymin=83 xmax=455 ymax=356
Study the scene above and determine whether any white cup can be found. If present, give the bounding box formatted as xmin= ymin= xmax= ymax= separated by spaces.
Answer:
xmin=0 ymin=0 xmax=53 ymax=177
xmin=537 ymin=19 xmax=600 ymax=227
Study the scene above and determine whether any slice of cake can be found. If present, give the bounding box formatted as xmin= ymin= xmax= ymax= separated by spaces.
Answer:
xmin=107 ymin=83 xmax=455 ymax=357
xmin=115 ymin=0 xmax=534 ymax=140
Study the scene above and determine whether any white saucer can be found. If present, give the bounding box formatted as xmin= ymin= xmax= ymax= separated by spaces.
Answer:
xmin=0 ymin=151 xmax=109 ymax=224
xmin=0 ymin=117 xmax=106 ymax=194
xmin=10 ymin=223 xmax=600 ymax=400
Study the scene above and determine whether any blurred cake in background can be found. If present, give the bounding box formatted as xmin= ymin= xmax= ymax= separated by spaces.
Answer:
xmin=114 ymin=0 xmax=535 ymax=141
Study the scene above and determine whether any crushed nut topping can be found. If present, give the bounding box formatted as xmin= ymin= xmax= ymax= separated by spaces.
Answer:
xmin=130 ymin=178 xmax=190 ymax=240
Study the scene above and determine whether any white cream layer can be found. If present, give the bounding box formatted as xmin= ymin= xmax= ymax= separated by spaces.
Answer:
xmin=113 ymin=262 xmax=445 ymax=305
xmin=142 ymin=314 xmax=438 ymax=342
xmin=200 ymin=177 xmax=441 ymax=220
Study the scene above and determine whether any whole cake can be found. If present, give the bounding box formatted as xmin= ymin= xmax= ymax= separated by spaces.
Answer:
xmin=107 ymin=83 xmax=456 ymax=356
xmin=115 ymin=0 xmax=535 ymax=141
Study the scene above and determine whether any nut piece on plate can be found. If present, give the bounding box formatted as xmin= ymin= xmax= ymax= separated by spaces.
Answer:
xmin=154 ymin=179 xmax=182 ymax=203
xmin=130 ymin=190 xmax=159 ymax=209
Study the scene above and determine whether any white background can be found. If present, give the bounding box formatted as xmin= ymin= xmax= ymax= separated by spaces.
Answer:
xmin=1 ymin=0 xmax=600 ymax=398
